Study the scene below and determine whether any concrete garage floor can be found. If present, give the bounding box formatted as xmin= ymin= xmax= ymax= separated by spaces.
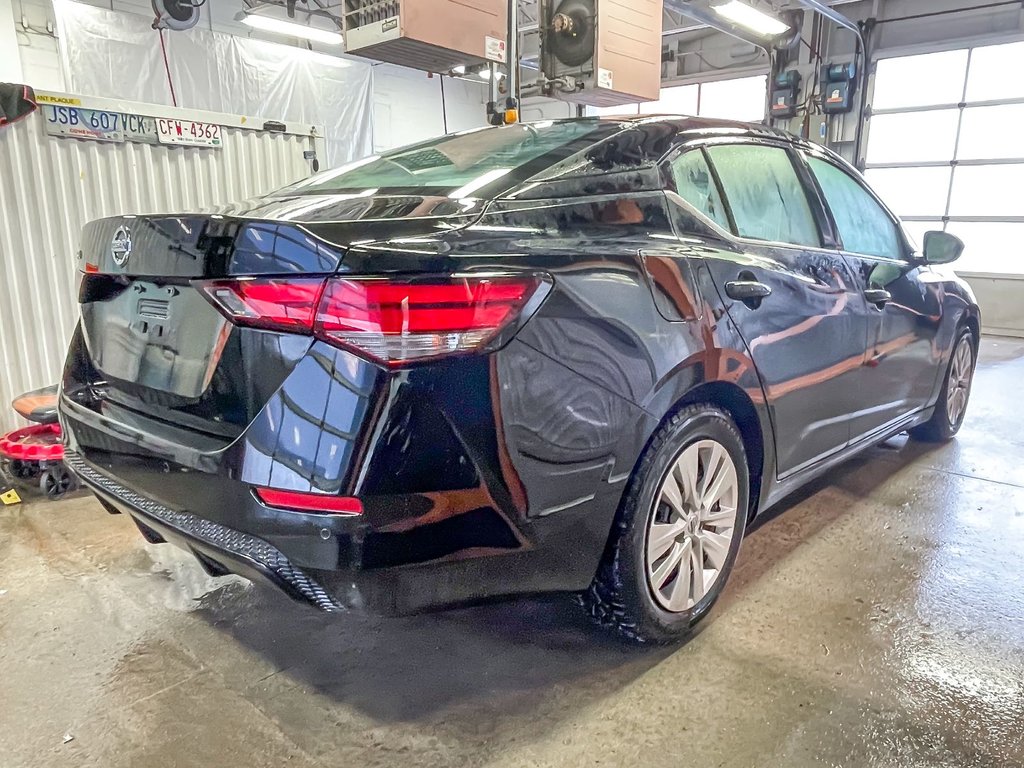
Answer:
xmin=2 ymin=339 xmax=1023 ymax=768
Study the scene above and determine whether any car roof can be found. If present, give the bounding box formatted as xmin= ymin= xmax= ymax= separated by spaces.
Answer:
xmin=530 ymin=114 xmax=816 ymax=151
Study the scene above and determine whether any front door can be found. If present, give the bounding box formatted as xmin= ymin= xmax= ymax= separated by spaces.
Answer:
xmin=801 ymin=152 xmax=943 ymax=439
xmin=685 ymin=142 xmax=869 ymax=477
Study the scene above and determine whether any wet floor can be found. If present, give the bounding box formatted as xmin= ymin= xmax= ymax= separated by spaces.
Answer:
xmin=2 ymin=338 xmax=1023 ymax=768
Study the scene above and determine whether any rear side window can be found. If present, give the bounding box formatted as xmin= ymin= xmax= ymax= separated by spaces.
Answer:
xmin=667 ymin=150 xmax=732 ymax=231
xmin=806 ymin=156 xmax=903 ymax=259
xmin=706 ymin=144 xmax=821 ymax=248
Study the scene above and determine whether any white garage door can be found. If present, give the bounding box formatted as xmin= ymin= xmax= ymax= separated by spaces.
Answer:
xmin=865 ymin=41 xmax=1024 ymax=275
xmin=590 ymin=74 xmax=768 ymax=122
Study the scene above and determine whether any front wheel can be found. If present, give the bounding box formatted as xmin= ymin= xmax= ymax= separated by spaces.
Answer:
xmin=910 ymin=328 xmax=976 ymax=442
xmin=583 ymin=404 xmax=748 ymax=644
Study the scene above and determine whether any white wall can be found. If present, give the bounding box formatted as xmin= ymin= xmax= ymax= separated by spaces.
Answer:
xmin=371 ymin=64 xmax=490 ymax=151
xmin=1 ymin=0 xmax=25 ymax=81
xmin=7 ymin=0 xmax=492 ymax=154
xmin=963 ymin=277 xmax=1024 ymax=339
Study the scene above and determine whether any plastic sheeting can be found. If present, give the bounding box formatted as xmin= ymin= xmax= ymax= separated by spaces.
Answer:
xmin=54 ymin=0 xmax=373 ymax=167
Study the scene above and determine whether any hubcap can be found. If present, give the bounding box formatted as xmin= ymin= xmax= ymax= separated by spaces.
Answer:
xmin=947 ymin=337 xmax=974 ymax=427
xmin=645 ymin=439 xmax=738 ymax=613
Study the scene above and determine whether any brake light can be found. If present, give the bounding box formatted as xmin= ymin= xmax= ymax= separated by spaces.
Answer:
xmin=197 ymin=274 xmax=546 ymax=367
xmin=315 ymin=276 xmax=542 ymax=366
xmin=254 ymin=487 xmax=363 ymax=515
xmin=197 ymin=278 xmax=324 ymax=332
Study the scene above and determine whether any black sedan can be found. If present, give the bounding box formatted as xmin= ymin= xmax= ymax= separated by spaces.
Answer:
xmin=60 ymin=116 xmax=980 ymax=643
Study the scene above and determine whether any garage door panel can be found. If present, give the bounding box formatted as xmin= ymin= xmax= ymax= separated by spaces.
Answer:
xmin=958 ymin=104 xmax=1024 ymax=161
xmin=873 ymin=50 xmax=969 ymax=109
xmin=948 ymin=164 xmax=1024 ymax=218
xmin=966 ymin=41 xmax=1024 ymax=103
xmin=865 ymin=167 xmax=952 ymax=219
xmin=866 ymin=109 xmax=960 ymax=164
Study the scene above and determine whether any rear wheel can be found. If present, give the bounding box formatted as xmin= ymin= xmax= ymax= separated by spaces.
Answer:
xmin=910 ymin=328 xmax=975 ymax=442
xmin=583 ymin=404 xmax=748 ymax=644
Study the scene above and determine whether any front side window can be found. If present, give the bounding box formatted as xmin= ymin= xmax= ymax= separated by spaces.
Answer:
xmin=706 ymin=144 xmax=821 ymax=248
xmin=666 ymin=149 xmax=731 ymax=231
xmin=806 ymin=156 xmax=903 ymax=259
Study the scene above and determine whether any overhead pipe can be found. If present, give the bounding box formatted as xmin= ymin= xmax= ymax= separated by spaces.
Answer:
xmin=503 ymin=0 xmax=520 ymax=123
xmin=792 ymin=0 xmax=869 ymax=167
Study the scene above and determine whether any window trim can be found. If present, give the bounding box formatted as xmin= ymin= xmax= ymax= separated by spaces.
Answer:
xmin=661 ymin=146 xmax=737 ymax=235
xmin=799 ymin=149 xmax=917 ymax=263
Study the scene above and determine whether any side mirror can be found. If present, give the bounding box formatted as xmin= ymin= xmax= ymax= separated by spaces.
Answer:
xmin=923 ymin=231 xmax=965 ymax=265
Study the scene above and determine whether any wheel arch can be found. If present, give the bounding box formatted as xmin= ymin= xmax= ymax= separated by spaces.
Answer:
xmin=664 ymin=381 xmax=767 ymax=521
xmin=962 ymin=312 xmax=981 ymax=350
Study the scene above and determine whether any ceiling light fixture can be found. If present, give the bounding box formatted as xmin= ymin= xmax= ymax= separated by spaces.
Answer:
xmin=710 ymin=1 xmax=790 ymax=36
xmin=241 ymin=14 xmax=344 ymax=45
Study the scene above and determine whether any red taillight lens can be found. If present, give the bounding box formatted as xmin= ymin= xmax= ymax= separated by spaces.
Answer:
xmin=197 ymin=273 xmax=546 ymax=367
xmin=197 ymin=278 xmax=325 ymax=332
xmin=254 ymin=487 xmax=363 ymax=515
xmin=315 ymin=276 xmax=543 ymax=366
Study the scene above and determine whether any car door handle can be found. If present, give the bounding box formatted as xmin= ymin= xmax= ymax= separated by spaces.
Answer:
xmin=864 ymin=288 xmax=892 ymax=308
xmin=725 ymin=279 xmax=772 ymax=309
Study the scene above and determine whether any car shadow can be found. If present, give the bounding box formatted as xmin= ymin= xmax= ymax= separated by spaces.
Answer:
xmin=194 ymin=583 xmax=676 ymax=723
xmin=189 ymin=434 xmax=943 ymax=724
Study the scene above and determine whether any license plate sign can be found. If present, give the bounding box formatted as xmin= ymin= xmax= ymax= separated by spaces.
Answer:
xmin=156 ymin=118 xmax=223 ymax=148
xmin=44 ymin=105 xmax=124 ymax=142
xmin=120 ymin=113 xmax=160 ymax=144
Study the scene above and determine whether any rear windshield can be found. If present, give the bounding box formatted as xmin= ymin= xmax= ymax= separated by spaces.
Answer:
xmin=281 ymin=120 xmax=621 ymax=198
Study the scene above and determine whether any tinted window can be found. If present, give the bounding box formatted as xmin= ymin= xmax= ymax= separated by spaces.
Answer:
xmin=281 ymin=121 xmax=616 ymax=197
xmin=807 ymin=156 xmax=902 ymax=259
xmin=667 ymin=150 xmax=732 ymax=231
xmin=706 ymin=144 xmax=821 ymax=247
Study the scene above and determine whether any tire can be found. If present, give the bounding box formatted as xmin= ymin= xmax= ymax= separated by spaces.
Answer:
xmin=583 ymin=404 xmax=749 ymax=644
xmin=40 ymin=466 xmax=74 ymax=500
xmin=910 ymin=327 xmax=976 ymax=443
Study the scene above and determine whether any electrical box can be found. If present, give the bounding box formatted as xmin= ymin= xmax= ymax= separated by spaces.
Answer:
xmin=342 ymin=0 xmax=508 ymax=74
xmin=821 ymin=62 xmax=857 ymax=115
xmin=770 ymin=70 xmax=801 ymax=120
xmin=539 ymin=0 xmax=663 ymax=106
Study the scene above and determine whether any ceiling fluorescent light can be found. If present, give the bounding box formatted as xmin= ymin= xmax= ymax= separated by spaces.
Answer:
xmin=242 ymin=14 xmax=344 ymax=45
xmin=711 ymin=1 xmax=790 ymax=36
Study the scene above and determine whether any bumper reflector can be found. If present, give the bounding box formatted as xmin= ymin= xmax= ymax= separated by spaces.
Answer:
xmin=255 ymin=487 xmax=363 ymax=515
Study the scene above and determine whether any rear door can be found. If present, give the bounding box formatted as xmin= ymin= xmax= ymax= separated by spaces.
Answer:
xmin=673 ymin=141 xmax=868 ymax=477
xmin=800 ymin=151 xmax=943 ymax=439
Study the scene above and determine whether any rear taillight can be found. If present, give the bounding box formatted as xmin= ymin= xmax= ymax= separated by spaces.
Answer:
xmin=197 ymin=278 xmax=324 ymax=332
xmin=197 ymin=274 xmax=546 ymax=367
xmin=315 ymin=276 xmax=542 ymax=365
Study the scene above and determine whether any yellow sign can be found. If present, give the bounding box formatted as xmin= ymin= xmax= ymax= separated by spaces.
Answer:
xmin=1 ymin=488 xmax=22 ymax=505
xmin=35 ymin=93 xmax=82 ymax=106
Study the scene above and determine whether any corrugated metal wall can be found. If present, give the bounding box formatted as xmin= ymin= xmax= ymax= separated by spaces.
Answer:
xmin=0 ymin=109 xmax=317 ymax=432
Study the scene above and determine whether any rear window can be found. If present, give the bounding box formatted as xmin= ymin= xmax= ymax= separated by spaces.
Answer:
xmin=282 ymin=121 xmax=619 ymax=198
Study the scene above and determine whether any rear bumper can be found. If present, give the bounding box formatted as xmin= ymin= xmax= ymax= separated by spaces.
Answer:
xmin=60 ymin=326 xmax=649 ymax=613
xmin=65 ymin=451 xmax=349 ymax=612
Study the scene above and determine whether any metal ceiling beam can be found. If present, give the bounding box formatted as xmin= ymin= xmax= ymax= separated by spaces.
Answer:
xmin=792 ymin=0 xmax=862 ymax=37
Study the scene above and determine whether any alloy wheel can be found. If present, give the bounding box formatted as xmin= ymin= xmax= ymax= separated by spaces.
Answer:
xmin=645 ymin=439 xmax=739 ymax=612
xmin=947 ymin=336 xmax=974 ymax=427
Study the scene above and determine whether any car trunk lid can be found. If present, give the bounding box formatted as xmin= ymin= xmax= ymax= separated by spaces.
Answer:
xmin=73 ymin=194 xmax=484 ymax=435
